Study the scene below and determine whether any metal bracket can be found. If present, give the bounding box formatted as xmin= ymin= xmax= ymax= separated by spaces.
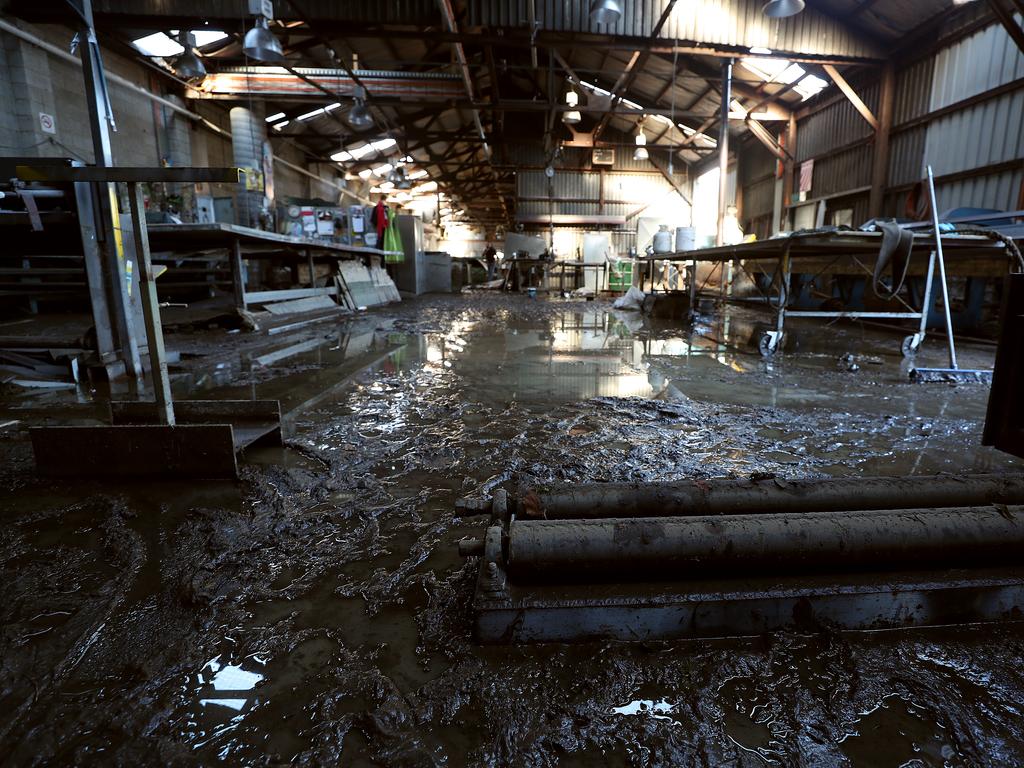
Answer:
xmin=480 ymin=524 xmax=508 ymax=598
xmin=16 ymin=189 xmax=43 ymax=231
xmin=902 ymin=332 xmax=923 ymax=358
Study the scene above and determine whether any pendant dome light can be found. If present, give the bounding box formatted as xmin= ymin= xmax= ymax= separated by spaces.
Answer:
xmin=633 ymin=124 xmax=648 ymax=161
xmin=589 ymin=0 xmax=623 ymax=25
xmin=762 ymin=0 xmax=805 ymax=18
xmin=563 ymin=87 xmax=582 ymax=125
xmin=348 ymin=85 xmax=374 ymax=130
xmin=242 ymin=16 xmax=283 ymax=61
xmin=171 ymin=31 xmax=206 ymax=79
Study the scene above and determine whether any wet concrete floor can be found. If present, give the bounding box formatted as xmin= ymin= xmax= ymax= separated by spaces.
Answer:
xmin=2 ymin=294 xmax=1023 ymax=765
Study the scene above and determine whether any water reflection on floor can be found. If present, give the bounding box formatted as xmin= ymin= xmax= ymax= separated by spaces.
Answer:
xmin=150 ymin=298 xmax=1014 ymax=478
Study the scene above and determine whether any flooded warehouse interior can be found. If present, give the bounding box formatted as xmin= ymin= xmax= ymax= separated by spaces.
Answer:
xmin=4 ymin=0 xmax=1024 ymax=764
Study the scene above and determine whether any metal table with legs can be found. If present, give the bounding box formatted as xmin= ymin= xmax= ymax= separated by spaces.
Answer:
xmin=16 ymin=165 xmax=282 ymax=479
xmin=640 ymin=228 xmax=1009 ymax=358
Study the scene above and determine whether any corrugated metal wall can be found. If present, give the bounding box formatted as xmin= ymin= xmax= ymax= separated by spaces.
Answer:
xmin=516 ymin=168 xmax=682 ymax=219
xmin=737 ymin=138 xmax=774 ymax=230
xmin=795 ymin=82 xmax=879 ymax=163
xmin=467 ymin=0 xmax=880 ymax=59
xmin=509 ymin=141 xmax=690 ymax=234
xmin=739 ymin=16 xmax=1024 ymax=225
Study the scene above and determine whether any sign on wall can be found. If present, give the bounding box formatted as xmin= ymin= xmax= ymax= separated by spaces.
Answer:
xmin=38 ymin=112 xmax=56 ymax=135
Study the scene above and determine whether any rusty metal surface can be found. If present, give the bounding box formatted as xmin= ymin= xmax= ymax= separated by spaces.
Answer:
xmin=474 ymin=567 xmax=1024 ymax=643
xmin=506 ymin=506 xmax=1024 ymax=580
xmin=531 ymin=473 xmax=1024 ymax=519
xmin=29 ymin=424 xmax=238 ymax=478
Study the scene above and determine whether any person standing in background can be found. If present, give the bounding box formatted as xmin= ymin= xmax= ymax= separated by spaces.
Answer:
xmin=483 ymin=242 xmax=497 ymax=281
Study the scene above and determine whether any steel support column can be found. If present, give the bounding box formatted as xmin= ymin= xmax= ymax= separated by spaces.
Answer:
xmin=77 ymin=0 xmax=142 ymax=380
xmin=868 ymin=62 xmax=895 ymax=219
xmin=716 ymin=58 xmax=732 ymax=248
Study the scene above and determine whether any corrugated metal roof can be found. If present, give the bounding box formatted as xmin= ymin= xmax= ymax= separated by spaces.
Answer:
xmin=467 ymin=0 xmax=883 ymax=59
xmin=810 ymin=0 xmax=969 ymax=43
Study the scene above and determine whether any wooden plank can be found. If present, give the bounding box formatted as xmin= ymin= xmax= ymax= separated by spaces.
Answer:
xmin=244 ymin=287 xmax=339 ymax=304
xmin=30 ymin=424 xmax=238 ymax=478
xmin=263 ymin=295 xmax=338 ymax=315
xmin=822 ymin=64 xmax=879 ymax=130
xmin=869 ymin=62 xmax=896 ymax=219
xmin=987 ymin=0 xmax=1024 ymax=55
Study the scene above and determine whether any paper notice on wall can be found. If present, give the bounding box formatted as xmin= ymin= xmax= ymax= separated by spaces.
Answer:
xmin=301 ymin=208 xmax=316 ymax=233
xmin=799 ymin=159 xmax=814 ymax=194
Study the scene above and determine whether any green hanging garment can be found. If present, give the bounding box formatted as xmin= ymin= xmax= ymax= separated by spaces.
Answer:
xmin=384 ymin=207 xmax=404 ymax=263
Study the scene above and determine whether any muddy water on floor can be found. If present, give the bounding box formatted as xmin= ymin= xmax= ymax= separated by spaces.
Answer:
xmin=2 ymin=295 xmax=1023 ymax=765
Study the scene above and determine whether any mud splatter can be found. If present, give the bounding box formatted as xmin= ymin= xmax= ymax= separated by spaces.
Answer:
xmin=1 ymin=295 xmax=1022 ymax=765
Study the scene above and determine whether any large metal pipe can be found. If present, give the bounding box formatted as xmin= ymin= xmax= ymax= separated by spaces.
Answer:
xmin=530 ymin=473 xmax=1024 ymax=519
xmin=507 ymin=506 xmax=1024 ymax=581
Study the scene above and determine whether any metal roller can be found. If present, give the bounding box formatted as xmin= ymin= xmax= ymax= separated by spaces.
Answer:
xmin=506 ymin=506 xmax=1024 ymax=581
xmin=530 ymin=473 xmax=1024 ymax=519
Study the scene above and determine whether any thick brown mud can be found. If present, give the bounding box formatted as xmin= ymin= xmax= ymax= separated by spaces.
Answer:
xmin=2 ymin=294 xmax=1023 ymax=766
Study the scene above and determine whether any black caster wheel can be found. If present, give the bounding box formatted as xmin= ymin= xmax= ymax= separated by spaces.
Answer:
xmin=759 ymin=333 xmax=779 ymax=358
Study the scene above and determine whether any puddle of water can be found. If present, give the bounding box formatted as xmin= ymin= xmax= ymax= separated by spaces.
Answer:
xmin=2 ymin=295 xmax=1023 ymax=765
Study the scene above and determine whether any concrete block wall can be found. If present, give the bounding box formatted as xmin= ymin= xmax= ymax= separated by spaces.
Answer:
xmin=0 ymin=18 xmax=325 ymax=217
xmin=0 ymin=23 xmax=59 ymax=157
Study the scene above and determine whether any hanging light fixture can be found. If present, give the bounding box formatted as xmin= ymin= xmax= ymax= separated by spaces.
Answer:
xmin=589 ymin=0 xmax=623 ymax=24
xmin=171 ymin=31 xmax=206 ymax=79
xmin=563 ymin=87 xmax=582 ymax=125
xmin=242 ymin=16 xmax=283 ymax=61
xmin=762 ymin=0 xmax=805 ymax=18
xmin=633 ymin=124 xmax=648 ymax=161
xmin=348 ymin=85 xmax=374 ymax=130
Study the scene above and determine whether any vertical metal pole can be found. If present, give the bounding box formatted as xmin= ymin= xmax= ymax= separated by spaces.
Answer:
xmin=78 ymin=0 xmax=142 ymax=381
xmin=306 ymin=248 xmax=316 ymax=288
xmin=231 ymin=237 xmax=247 ymax=309
xmin=73 ymin=181 xmax=118 ymax=362
xmin=868 ymin=62 xmax=895 ymax=220
xmin=716 ymin=58 xmax=732 ymax=248
xmin=926 ymin=166 xmax=958 ymax=370
xmin=79 ymin=1 xmax=113 ymax=168
xmin=127 ymin=183 xmax=174 ymax=425
xmin=781 ymin=114 xmax=797 ymax=234
xmin=776 ymin=244 xmax=791 ymax=338
xmin=916 ymin=249 xmax=937 ymax=340
xmin=688 ymin=258 xmax=698 ymax=320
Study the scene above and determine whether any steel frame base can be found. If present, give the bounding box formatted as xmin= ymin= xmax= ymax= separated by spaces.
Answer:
xmin=473 ymin=568 xmax=1024 ymax=643
xmin=30 ymin=399 xmax=281 ymax=479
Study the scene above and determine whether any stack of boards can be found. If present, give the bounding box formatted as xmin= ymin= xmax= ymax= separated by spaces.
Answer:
xmin=335 ymin=259 xmax=400 ymax=310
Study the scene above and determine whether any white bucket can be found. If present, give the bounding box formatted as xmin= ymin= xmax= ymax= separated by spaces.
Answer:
xmin=675 ymin=226 xmax=696 ymax=252
xmin=653 ymin=226 xmax=673 ymax=253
